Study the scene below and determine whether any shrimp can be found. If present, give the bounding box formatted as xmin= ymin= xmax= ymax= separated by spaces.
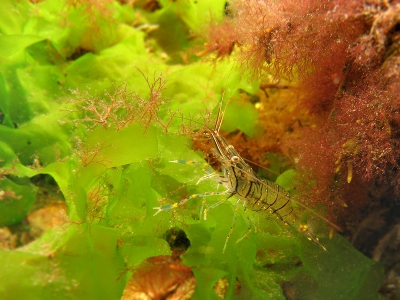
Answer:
xmin=154 ymin=99 xmax=341 ymax=253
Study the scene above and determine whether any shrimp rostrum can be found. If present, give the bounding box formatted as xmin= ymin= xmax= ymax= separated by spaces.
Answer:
xmin=154 ymin=104 xmax=340 ymax=253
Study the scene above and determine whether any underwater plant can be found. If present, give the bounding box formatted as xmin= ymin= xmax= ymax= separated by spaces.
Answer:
xmin=0 ymin=0 xmax=389 ymax=299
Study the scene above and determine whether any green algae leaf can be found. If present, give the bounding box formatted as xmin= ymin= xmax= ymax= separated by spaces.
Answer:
xmin=118 ymin=235 xmax=171 ymax=267
xmin=0 ymin=0 xmax=33 ymax=35
xmin=0 ymin=141 xmax=36 ymax=178
xmin=24 ymin=16 xmax=70 ymax=53
xmin=158 ymin=0 xmax=227 ymax=31
xmin=295 ymin=234 xmax=384 ymax=300
xmin=0 ymin=114 xmax=70 ymax=166
xmin=0 ymin=35 xmax=44 ymax=58
xmin=0 ymin=44 xmax=65 ymax=125
xmin=180 ymin=202 xmax=268 ymax=298
xmin=0 ymin=225 xmax=125 ymax=300
xmin=0 ymin=177 xmax=37 ymax=226
xmin=192 ymin=268 xmax=228 ymax=300
xmin=106 ymin=164 xmax=160 ymax=235
xmin=12 ymin=66 xmax=64 ymax=124
xmin=0 ymin=73 xmax=13 ymax=128
xmin=275 ymin=169 xmax=297 ymax=193
xmin=39 ymin=160 xmax=72 ymax=201
xmin=149 ymin=6 xmax=190 ymax=60
xmin=63 ymin=32 xmax=154 ymax=90
xmin=16 ymin=65 xmax=64 ymax=104
xmin=85 ymin=124 xmax=158 ymax=168
xmin=161 ymin=61 xmax=259 ymax=132
xmin=222 ymin=100 xmax=258 ymax=137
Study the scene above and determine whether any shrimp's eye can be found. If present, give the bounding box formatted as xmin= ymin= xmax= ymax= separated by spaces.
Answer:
xmin=201 ymin=130 xmax=212 ymax=139
xmin=231 ymin=156 xmax=240 ymax=164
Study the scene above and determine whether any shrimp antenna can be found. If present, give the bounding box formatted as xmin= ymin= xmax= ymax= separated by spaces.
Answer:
xmin=214 ymin=64 xmax=237 ymax=134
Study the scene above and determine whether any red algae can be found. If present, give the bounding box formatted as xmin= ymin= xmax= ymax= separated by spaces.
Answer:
xmin=202 ymin=0 xmax=400 ymax=230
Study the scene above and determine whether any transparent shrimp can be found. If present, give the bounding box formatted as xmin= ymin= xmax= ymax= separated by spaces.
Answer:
xmin=211 ymin=102 xmax=343 ymax=249
xmin=154 ymin=100 xmax=341 ymax=253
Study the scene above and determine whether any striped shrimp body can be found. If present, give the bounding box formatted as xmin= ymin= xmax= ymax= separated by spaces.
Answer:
xmin=206 ymin=125 xmax=328 ymax=251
